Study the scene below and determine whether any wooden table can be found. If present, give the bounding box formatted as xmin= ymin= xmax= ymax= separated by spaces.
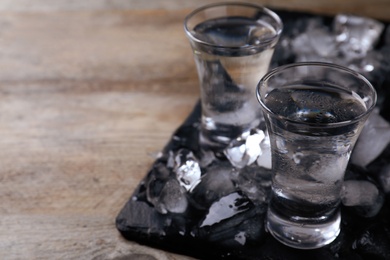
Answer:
xmin=0 ymin=1 xmax=388 ymax=259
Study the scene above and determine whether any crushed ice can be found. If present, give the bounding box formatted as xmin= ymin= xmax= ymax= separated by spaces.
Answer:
xmin=341 ymin=179 xmax=384 ymax=217
xmin=145 ymin=162 xmax=189 ymax=214
xmin=290 ymin=14 xmax=386 ymax=83
xmin=224 ymin=128 xmax=272 ymax=169
xmin=171 ymin=149 xmax=202 ymax=192
xmin=341 ymin=180 xmax=379 ymax=206
xmin=351 ymin=109 xmax=390 ymax=167
xmin=333 ymin=14 xmax=384 ymax=59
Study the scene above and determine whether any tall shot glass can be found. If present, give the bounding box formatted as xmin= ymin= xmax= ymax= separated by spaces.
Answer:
xmin=184 ymin=2 xmax=282 ymax=152
xmin=256 ymin=62 xmax=377 ymax=249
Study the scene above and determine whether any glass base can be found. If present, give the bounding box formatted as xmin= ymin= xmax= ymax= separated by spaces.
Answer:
xmin=266 ymin=208 xmax=341 ymax=249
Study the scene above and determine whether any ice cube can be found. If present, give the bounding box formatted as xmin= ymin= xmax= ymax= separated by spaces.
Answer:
xmin=291 ymin=25 xmax=338 ymax=64
xmin=308 ymin=27 xmax=337 ymax=57
xmin=333 ymin=14 xmax=385 ymax=60
xmin=347 ymin=49 xmax=388 ymax=84
xmin=245 ymin=131 xmax=264 ymax=165
xmin=341 ymin=180 xmax=379 ymax=206
xmin=145 ymin=161 xmax=189 ymax=214
xmin=172 ymin=148 xmax=202 ymax=192
xmin=378 ymin=164 xmax=390 ymax=193
xmin=224 ymin=136 xmax=247 ymax=169
xmin=146 ymin=162 xmax=171 ymax=207
xmin=299 ymin=152 xmax=347 ymax=184
xmin=191 ymin=161 xmax=237 ymax=209
xmin=289 ymin=17 xmax=327 ymax=56
xmin=224 ymin=129 xmax=266 ymax=169
xmin=235 ymin=165 xmax=272 ymax=205
xmin=256 ymin=133 xmax=272 ymax=169
xmin=341 ymin=180 xmax=384 ymax=217
xmin=351 ymin=110 xmax=390 ymax=167
xmin=291 ymin=33 xmax=314 ymax=57
xmin=200 ymin=192 xmax=251 ymax=227
xmin=155 ymin=178 xmax=188 ymax=214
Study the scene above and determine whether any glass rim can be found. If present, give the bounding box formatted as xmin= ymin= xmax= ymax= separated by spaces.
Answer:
xmin=256 ymin=62 xmax=378 ymax=128
xmin=183 ymin=2 xmax=283 ymax=50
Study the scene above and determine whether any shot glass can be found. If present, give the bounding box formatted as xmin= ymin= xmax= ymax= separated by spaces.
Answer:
xmin=184 ymin=2 xmax=282 ymax=152
xmin=256 ymin=62 xmax=377 ymax=249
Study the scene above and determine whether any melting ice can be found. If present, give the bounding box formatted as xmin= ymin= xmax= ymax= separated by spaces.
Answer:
xmin=351 ymin=109 xmax=390 ymax=167
xmin=224 ymin=128 xmax=272 ymax=169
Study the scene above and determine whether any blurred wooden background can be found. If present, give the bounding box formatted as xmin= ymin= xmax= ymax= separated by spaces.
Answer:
xmin=0 ymin=0 xmax=388 ymax=21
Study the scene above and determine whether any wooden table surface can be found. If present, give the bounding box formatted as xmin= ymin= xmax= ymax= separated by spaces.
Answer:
xmin=0 ymin=1 xmax=388 ymax=259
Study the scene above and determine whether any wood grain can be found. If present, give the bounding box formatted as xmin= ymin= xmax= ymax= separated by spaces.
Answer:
xmin=0 ymin=8 xmax=198 ymax=260
xmin=0 ymin=0 xmax=389 ymax=21
xmin=0 ymin=1 xmax=388 ymax=259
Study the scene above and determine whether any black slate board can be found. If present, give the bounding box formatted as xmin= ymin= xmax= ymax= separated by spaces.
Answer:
xmin=116 ymin=10 xmax=390 ymax=260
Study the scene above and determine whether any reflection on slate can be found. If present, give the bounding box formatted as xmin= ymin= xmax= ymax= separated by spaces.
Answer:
xmin=116 ymin=11 xmax=390 ymax=259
